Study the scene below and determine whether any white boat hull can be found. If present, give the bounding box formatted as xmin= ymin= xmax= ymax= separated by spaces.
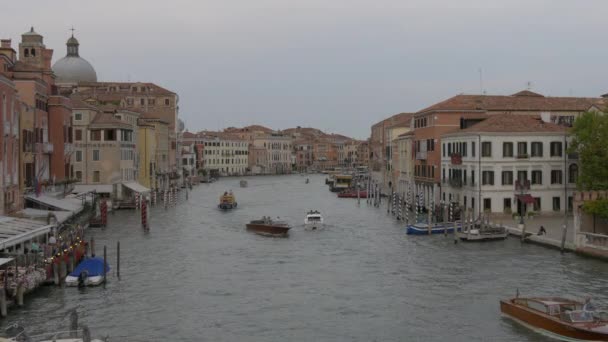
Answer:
xmin=65 ymin=275 xmax=105 ymax=287
xmin=305 ymin=223 xmax=324 ymax=230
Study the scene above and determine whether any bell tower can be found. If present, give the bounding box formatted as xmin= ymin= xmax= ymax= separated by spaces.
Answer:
xmin=18 ymin=27 xmax=46 ymax=68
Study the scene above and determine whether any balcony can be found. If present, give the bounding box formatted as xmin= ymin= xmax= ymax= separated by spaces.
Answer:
xmin=416 ymin=151 xmax=427 ymax=160
xmin=450 ymin=153 xmax=462 ymax=165
xmin=516 ymin=153 xmax=529 ymax=159
xmin=44 ymin=142 xmax=54 ymax=154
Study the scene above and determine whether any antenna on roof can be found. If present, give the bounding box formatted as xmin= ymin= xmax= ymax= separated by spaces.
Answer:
xmin=526 ymin=81 xmax=532 ymax=90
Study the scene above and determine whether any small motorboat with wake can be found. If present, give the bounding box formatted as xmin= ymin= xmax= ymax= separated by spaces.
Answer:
xmin=218 ymin=191 xmax=237 ymax=210
xmin=246 ymin=217 xmax=291 ymax=236
xmin=65 ymin=257 xmax=110 ymax=287
xmin=240 ymin=180 xmax=248 ymax=188
xmin=304 ymin=210 xmax=324 ymax=230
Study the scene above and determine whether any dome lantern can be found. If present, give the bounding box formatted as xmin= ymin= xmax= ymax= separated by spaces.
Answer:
xmin=52 ymin=32 xmax=97 ymax=84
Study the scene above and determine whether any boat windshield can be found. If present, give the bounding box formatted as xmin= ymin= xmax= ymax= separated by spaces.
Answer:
xmin=307 ymin=216 xmax=322 ymax=222
xmin=562 ymin=310 xmax=596 ymax=323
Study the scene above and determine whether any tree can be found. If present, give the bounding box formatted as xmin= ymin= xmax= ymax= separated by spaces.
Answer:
xmin=568 ymin=111 xmax=608 ymax=190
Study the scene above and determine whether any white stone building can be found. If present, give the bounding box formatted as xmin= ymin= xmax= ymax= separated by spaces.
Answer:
xmin=202 ymin=137 xmax=249 ymax=176
xmin=441 ymin=115 xmax=577 ymax=218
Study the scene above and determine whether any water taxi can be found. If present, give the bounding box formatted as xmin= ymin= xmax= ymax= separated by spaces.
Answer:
xmin=330 ymin=175 xmax=353 ymax=192
xmin=246 ymin=217 xmax=291 ymax=236
xmin=218 ymin=191 xmax=237 ymax=210
xmin=501 ymin=296 xmax=608 ymax=341
xmin=337 ymin=189 xmax=367 ymax=198
xmin=65 ymin=257 xmax=109 ymax=287
xmin=304 ymin=210 xmax=324 ymax=230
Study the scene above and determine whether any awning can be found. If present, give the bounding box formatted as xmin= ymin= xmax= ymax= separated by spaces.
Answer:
xmin=517 ymin=194 xmax=536 ymax=204
xmin=17 ymin=208 xmax=73 ymax=224
xmin=25 ymin=194 xmax=84 ymax=214
xmin=0 ymin=258 xmax=14 ymax=267
xmin=0 ymin=216 xmax=53 ymax=250
xmin=122 ymin=182 xmax=151 ymax=194
xmin=73 ymin=184 xmax=113 ymax=194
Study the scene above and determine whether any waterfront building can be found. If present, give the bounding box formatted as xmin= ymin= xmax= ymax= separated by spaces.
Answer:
xmin=311 ymin=138 xmax=337 ymax=171
xmin=356 ymin=140 xmax=370 ymax=168
xmin=137 ymin=121 xmax=157 ymax=190
xmin=369 ymin=113 xmax=412 ymax=193
xmin=252 ymin=133 xmax=292 ymax=174
xmin=441 ymin=115 xmax=575 ymax=218
xmin=394 ymin=132 xmax=414 ymax=195
xmin=139 ymin=118 xmax=170 ymax=190
xmin=201 ymin=136 xmax=249 ymax=176
xmin=294 ymin=140 xmax=313 ymax=172
xmin=412 ymin=90 xmax=606 ymax=209
xmin=249 ymin=145 xmax=268 ymax=175
xmin=0 ymin=40 xmax=22 ymax=214
xmin=181 ymin=144 xmax=197 ymax=180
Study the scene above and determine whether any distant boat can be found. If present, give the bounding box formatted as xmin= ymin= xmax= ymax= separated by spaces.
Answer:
xmin=218 ymin=191 xmax=237 ymax=210
xmin=337 ymin=189 xmax=367 ymax=198
xmin=246 ymin=217 xmax=291 ymax=236
xmin=305 ymin=178 xmax=309 ymax=184
xmin=406 ymin=222 xmax=462 ymax=235
xmin=65 ymin=257 xmax=110 ymax=287
xmin=304 ymin=210 xmax=323 ymax=230
xmin=501 ymin=296 xmax=608 ymax=341
xmin=240 ymin=180 xmax=248 ymax=188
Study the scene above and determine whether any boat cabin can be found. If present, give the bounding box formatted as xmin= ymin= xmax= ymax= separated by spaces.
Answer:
xmin=512 ymin=297 xmax=606 ymax=323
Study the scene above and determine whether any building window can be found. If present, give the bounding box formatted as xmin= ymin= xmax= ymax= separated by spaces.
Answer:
xmin=553 ymin=197 xmax=561 ymax=211
xmin=533 ymin=197 xmax=541 ymax=212
xmin=76 ymin=150 xmax=82 ymax=162
xmin=93 ymin=150 xmax=100 ymax=161
xmin=481 ymin=142 xmax=491 ymax=157
xmin=149 ymin=98 xmax=155 ymax=105
xmin=75 ymin=171 xmax=82 ymax=181
xmin=568 ymin=196 xmax=573 ymax=213
xmin=140 ymin=98 xmax=145 ymax=105
xmin=531 ymin=170 xmax=542 ymax=185
xmin=442 ymin=143 xmax=445 ymax=157
xmin=517 ymin=142 xmax=528 ymax=157
xmin=568 ymin=164 xmax=578 ymax=183
xmin=74 ymin=113 xmax=82 ymax=121
xmin=517 ymin=170 xmax=527 ymax=182
xmin=472 ymin=141 xmax=476 ymax=157
xmin=551 ymin=170 xmax=563 ymax=184
xmin=104 ymin=129 xmax=116 ymax=141
xmin=550 ymin=142 xmax=563 ymax=157
xmin=502 ymin=171 xmax=513 ymax=185
xmin=90 ymin=130 xmax=101 ymax=141
xmin=482 ymin=171 xmax=494 ymax=185
xmin=75 ymin=129 xmax=82 ymax=141
xmin=165 ymin=99 xmax=170 ymax=106
xmin=484 ymin=198 xmax=492 ymax=212
xmin=504 ymin=198 xmax=512 ymax=212
xmin=531 ymin=142 xmax=543 ymax=157
xmin=93 ymin=171 xmax=100 ymax=182
xmin=503 ymin=142 xmax=513 ymax=157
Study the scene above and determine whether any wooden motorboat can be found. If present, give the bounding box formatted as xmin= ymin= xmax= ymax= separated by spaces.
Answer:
xmin=500 ymin=296 xmax=608 ymax=341
xmin=304 ymin=210 xmax=324 ymax=230
xmin=218 ymin=191 xmax=237 ymax=210
xmin=406 ymin=222 xmax=462 ymax=235
xmin=337 ymin=189 xmax=367 ymax=198
xmin=457 ymin=221 xmax=508 ymax=241
xmin=246 ymin=217 xmax=291 ymax=236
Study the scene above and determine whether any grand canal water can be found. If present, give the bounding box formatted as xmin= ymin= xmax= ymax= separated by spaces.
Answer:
xmin=3 ymin=175 xmax=607 ymax=341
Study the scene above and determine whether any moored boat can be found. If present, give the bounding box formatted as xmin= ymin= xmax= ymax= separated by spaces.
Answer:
xmin=337 ymin=189 xmax=367 ymax=198
xmin=65 ymin=257 xmax=109 ymax=287
xmin=406 ymin=222 xmax=462 ymax=235
xmin=246 ymin=217 xmax=291 ymax=236
xmin=304 ymin=210 xmax=324 ymax=230
xmin=218 ymin=191 xmax=237 ymax=210
xmin=500 ymin=296 xmax=608 ymax=341
xmin=457 ymin=221 xmax=508 ymax=241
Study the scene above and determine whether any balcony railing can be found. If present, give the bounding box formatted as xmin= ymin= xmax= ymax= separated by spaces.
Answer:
xmin=516 ymin=153 xmax=529 ymax=159
xmin=416 ymin=151 xmax=427 ymax=160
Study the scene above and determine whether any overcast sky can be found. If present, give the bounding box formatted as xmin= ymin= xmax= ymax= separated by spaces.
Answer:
xmin=4 ymin=0 xmax=607 ymax=139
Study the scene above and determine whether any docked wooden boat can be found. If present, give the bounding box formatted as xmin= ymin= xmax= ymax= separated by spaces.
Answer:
xmin=218 ymin=191 xmax=237 ymax=210
xmin=304 ymin=210 xmax=323 ymax=230
xmin=65 ymin=257 xmax=109 ymax=287
xmin=406 ymin=222 xmax=462 ymax=235
xmin=457 ymin=221 xmax=508 ymax=241
xmin=337 ymin=189 xmax=367 ymax=198
xmin=246 ymin=217 xmax=291 ymax=236
xmin=500 ymin=296 xmax=608 ymax=341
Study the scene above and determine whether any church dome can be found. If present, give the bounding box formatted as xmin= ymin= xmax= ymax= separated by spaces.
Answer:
xmin=52 ymin=35 xmax=97 ymax=84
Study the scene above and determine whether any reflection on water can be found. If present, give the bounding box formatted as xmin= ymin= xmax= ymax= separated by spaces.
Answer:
xmin=3 ymin=175 xmax=607 ymax=341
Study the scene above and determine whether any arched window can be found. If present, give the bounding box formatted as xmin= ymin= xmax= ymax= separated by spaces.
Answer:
xmin=24 ymin=48 xmax=29 ymax=57
xmin=569 ymin=164 xmax=578 ymax=183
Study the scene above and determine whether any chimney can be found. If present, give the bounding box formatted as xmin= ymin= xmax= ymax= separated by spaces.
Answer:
xmin=1 ymin=39 xmax=11 ymax=48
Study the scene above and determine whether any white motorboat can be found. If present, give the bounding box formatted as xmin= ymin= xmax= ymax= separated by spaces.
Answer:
xmin=304 ymin=210 xmax=324 ymax=230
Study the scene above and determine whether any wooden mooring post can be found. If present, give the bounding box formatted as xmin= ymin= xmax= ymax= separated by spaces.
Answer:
xmin=116 ymin=241 xmax=120 ymax=280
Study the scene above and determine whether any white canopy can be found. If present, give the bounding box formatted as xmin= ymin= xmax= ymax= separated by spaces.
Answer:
xmin=0 ymin=216 xmax=53 ymax=250
xmin=122 ymin=182 xmax=151 ymax=194
xmin=25 ymin=194 xmax=84 ymax=214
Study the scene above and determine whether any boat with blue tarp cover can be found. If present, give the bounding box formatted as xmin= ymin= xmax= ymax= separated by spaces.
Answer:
xmin=406 ymin=222 xmax=462 ymax=235
xmin=65 ymin=257 xmax=110 ymax=287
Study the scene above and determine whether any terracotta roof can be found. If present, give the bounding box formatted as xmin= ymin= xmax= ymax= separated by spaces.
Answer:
xmin=511 ymin=90 xmax=544 ymax=97
xmin=77 ymin=82 xmax=175 ymax=95
xmin=69 ymin=95 xmax=99 ymax=111
xmin=417 ymin=91 xmax=607 ymax=114
xmin=89 ymin=112 xmax=131 ymax=129
xmin=444 ymin=115 xmax=567 ymax=136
